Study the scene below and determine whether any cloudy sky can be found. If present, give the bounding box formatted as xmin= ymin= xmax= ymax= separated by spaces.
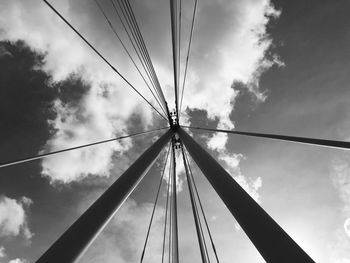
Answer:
xmin=0 ymin=0 xmax=350 ymax=262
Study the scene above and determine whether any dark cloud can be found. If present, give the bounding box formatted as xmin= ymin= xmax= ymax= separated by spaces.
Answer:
xmin=55 ymin=72 xmax=90 ymax=108
xmin=230 ymin=81 xmax=262 ymax=126
xmin=0 ymin=40 xmax=55 ymax=260
xmin=0 ymin=40 xmax=97 ymax=261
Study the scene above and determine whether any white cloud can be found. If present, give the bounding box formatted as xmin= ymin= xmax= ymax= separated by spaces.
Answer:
xmin=345 ymin=218 xmax=350 ymax=238
xmin=180 ymin=0 xmax=282 ymax=128
xmin=0 ymin=0 xmax=281 ymax=184
xmin=331 ymin=157 xmax=350 ymax=215
xmin=328 ymin=156 xmax=350 ymax=262
xmin=206 ymin=123 xmax=262 ymax=203
xmin=8 ymin=259 xmax=27 ymax=263
xmin=208 ymin=132 xmax=229 ymax=152
xmin=0 ymin=196 xmax=33 ymax=240
xmin=0 ymin=246 xmax=5 ymax=258
xmin=162 ymin=149 xmax=184 ymax=193
xmin=0 ymin=246 xmax=28 ymax=263
xmin=82 ymin=199 xmax=165 ymax=263
xmin=219 ymin=152 xmax=262 ymax=203
xmin=328 ymin=227 xmax=350 ymax=263
xmin=0 ymin=0 xmax=159 ymax=183
xmin=41 ymin=93 xmax=134 ymax=183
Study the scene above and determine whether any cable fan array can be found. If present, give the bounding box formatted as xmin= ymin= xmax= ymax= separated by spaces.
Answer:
xmin=1 ymin=0 xmax=350 ymax=262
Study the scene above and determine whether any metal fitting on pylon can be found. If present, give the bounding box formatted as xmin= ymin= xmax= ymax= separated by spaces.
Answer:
xmin=170 ymin=110 xmax=179 ymax=131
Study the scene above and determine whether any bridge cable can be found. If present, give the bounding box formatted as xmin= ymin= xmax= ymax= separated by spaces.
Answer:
xmin=42 ymin=0 xmax=167 ymax=121
xmin=179 ymin=0 xmax=198 ymax=120
xmin=123 ymin=0 xmax=169 ymax=111
xmin=181 ymin=144 xmax=210 ymax=263
xmin=177 ymin=0 xmax=182 ymax=112
xmin=170 ymin=139 xmax=179 ymax=263
xmin=109 ymin=0 xmax=166 ymax=115
xmin=115 ymin=0 xmax=170 ymax=117
xmin=184 ymin=147 xmax=220 ymax=263
xmin=168 ymin=153 xmax=173 ymax=263
xmin=94 ymin=0 xmax=167 ymax=117
xmin=170 ymin=0 xmax=180 ymax=119
xmin=114 ymin=0 xmax=160 ymax=99
xmin=112 ymin=0 xmax=167 ymax=113
xmin=183 ymin=146 xmax=211 ymax=262
xmin=182 ymin=125 xmax=350 ymax=150
xmin=140 ymin=142 xmax=171 ymax=263
xmin=0 ymin=127 xmax=168 ymax=169
xmin=162 ymin=153 xmax=173 ymax=263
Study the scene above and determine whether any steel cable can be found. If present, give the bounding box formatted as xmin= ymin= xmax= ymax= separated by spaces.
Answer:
xmin=42 ymin=0 xmax=167 ymax=121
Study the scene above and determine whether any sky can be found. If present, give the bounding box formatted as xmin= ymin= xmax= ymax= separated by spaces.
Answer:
xmin=0 ymin=0 xmax=350 ymax=262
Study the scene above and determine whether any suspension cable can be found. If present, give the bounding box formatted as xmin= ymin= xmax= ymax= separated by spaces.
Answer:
xmin=122 ymin=0 xmax=169 ymax=114
xmin=170 ymin=0 xmax=180 ymax=120
xmin=171 ymin=139 xmax=179 ymax=263
xmin=182 ymin=125 xmax=350 ymax=150
xmin=168 ymin=154 xmax=173 ymax=263
xmin=177 ymin=0 xmax=182 ymax=111
xmin=0 ymin=127 xmax=168 ymax=169
xmin=181 ymin=144 xmax=209 ymax=263
xmin=42 ymin=0 xmax=167 ymax=121
xmin=108 ymin=0 xmax=164 ymax=111
xmin=114 ymin=0 xmax=161 ymax=103
xmin=162 ymin=154 xmax=173 ymax=263
xmin=179 ymin=0 xmax=198 ymax=120
xmin=184 ymin=146 xmax=211 ymax=263
xmin=94 ymin=0 xmax=168 ymax=117
xmin=184 ymin=147 xmax=220 ymax=263
xmin=140 ymin=143 xmax=171 ymax=263
xmin=113 ymin=0 xmax=170 ymax=118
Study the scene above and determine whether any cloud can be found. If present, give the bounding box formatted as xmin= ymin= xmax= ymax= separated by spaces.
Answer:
xmin=8 ymin=259 xmax=27 ymax=263
xmin=0 ymin=45 xmax=12 ymax=58
xmin=180 ymin=0 xmax=282 ymax=128
xmin=219 ymin=151 xmax=262 ymax=203
xmin=328 ymin=227 xmax=350 ymax=263
xmin=0 ymin=247 xmax=5 ymax=258
xmin=345 ymin=218 xmax=350 ymax=238
xmin=0 ymin=196 xmax=33 ymax=240
xmin=206 ymin=130 xmax=263 ymax=202
xmin=162 ymin=148 xmax=184 ymax=193
xmin=206 ymin=128 xmax=262 ymax=203
xmin=0 ymin=0 xmax=161 ymax=183
xmin=41 ymin=88 xmax=134 ymax=183
xmin=331 ymin=156 xmax=350 ymax=216
xmin=0 ymin=0 xmax=280 ymax=183
xmin=328 ymin=155 xmax=350 ymax=262
xmin=82 ymin=199 xmax=165 ymax=263
xmin=0 ymin=247 xmax=28 ymax=263
xmin=207 ymin=132 xmax=229 ymax=151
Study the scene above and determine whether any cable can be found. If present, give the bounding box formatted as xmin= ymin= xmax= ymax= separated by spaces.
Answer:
xmin=42 ymin=0 xmax=167 ymax=121
xmin=0 ymin=127 xmax=169 ymax=169
xmin=170 ymin=139 xmax=179 ymax=263
xmin=170 ymin=0 xmax=180 ymax=120
xmin=181 ymin=144 xmax=209 ymax=263
xmin=182 ymin=125 xmax=350 ymax=150
xmin=162 ymin=155 xmax=173 ymax=263
xmin=184 ymin=146 xmax=211 ymax=263
xmin=123 ymin=0 xmax=169 ymax=113
xmin=178 ymin=0 xmax=182 ymax=113
xmin=184 ymin=147 xmax=220 ymax=263
xmin=168 ymin=154 xmax=173 ymax=263
xmin=179 ymin=0 xmax=198 ymax=120
xmin=94 ymin=0 xmax=168 ymax=117
xmin=114 ymin=0 xmax=162 ymax=104
xmin=140 ymin=143 xmax=171 ymax=263
xmin=113 ymin=0 xmax=170 ymax=118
